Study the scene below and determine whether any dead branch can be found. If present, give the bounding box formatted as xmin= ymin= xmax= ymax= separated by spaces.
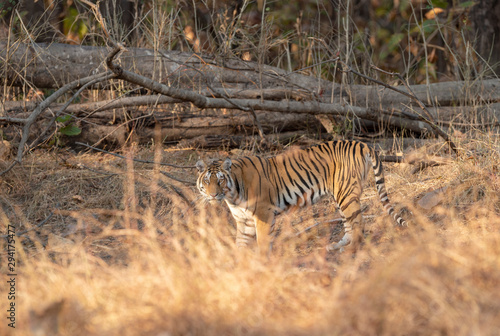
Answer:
xmin=0 ymin=71 xmax=116 ymax=176
xmin=177 ymin=131 xmax=330 ymax=149
xmin=157 ymin=50 xmax=267 ymax=142
xmin=370 ymin=65 xmax=458 ymax=155
xmin=339 ymin=61 xmax=458 ymax=155
xmin=1 ymin=95 xmax=184 ymax=122
xmin=75 ymin=142 xmax=195 ymax=169
xmin=104 ymin=45 xmax=435 ymax=135
xmin=5 ymin=41 xmax=500 ymax=107
xmin=160 ymin=171 xmax=196 ymax=186
xmin=0 ymin=211 xmax=54 ymax=238
xmin=29 ymin=72 xmax=117 ymax=150
xmin=382 ymin=154 xmax=452 ymax=174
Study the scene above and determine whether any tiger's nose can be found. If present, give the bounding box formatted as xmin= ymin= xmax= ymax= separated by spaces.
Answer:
xmin=210 ymin=193 xmax=217 ymax=198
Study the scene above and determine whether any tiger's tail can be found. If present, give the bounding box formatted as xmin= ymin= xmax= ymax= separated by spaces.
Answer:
xmin=368 ymin=147 xmax=407 ymax=226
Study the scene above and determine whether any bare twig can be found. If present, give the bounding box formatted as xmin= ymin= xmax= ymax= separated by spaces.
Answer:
xmin=76 ymin=163 xmax=119 ymax=176
xmin=381 ymin=155 xmax=405 ymax=163
xmin=158 ymin=51 xmax=268 ymax=142
xmin=78 ymin=0 xmax=115 ymax=43
xmin=410 ymin=161 xmax=446 ymax=174
xmin=0 ymin=71 xmax=115 ymax=176
xmin=0 ymin=211 xmax=54 ymax=238
xmin=369 ymin=65 xmax=459 ymax=155
xmin=334 ymin=60 xmax=457 ymax=155
xmin=29 ymin=72 xmax=117 ymax=150
xmin=75 ymin=142 xmax=195 ymax=169
xmin=160 ymin=171 xmax=196 ymax=186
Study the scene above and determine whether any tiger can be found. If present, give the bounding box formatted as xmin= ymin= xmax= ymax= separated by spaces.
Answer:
xmin=196 ymin=140 xmax=406 ymax=253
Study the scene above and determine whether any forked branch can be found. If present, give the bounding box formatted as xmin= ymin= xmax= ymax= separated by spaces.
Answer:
xmin=338 ymin=61 xmax=458 ymax=155
xmin=0 ymin=71 xmax=115 ymax=176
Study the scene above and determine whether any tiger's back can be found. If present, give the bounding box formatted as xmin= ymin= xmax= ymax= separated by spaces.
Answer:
xmin=196 ymin=140 xmax=406 ymax=252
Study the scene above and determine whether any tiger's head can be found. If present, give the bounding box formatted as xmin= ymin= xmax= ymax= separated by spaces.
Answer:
xmin=196 ymin=158 xmax=233 ymax=202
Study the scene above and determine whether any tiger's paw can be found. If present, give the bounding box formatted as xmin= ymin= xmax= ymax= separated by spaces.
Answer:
xmin=326 ymin=233 xmax=352 ymax=252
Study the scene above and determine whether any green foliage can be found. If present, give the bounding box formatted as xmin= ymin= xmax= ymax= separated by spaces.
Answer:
xmin=0 ymin=0 xmax=16 ymax=17
xmin=459 ymin=1 xmax=476 ymax=9
xmin=59 ymin=124 xmax=82 ymax=136
xmin=421 ymin=19 xmax=438 ymax=35
xmin=379 ymin=33 xmax=405 ymax=61
xmin=427 ymin=0 xmax=448 ymax=9
xmin=63 ymin=6 xmax=88 ymax=40
xmin=56 ymin=115 xmax=81 ymax=136
xmin=56 ymin=115 xmax=72 ymax=123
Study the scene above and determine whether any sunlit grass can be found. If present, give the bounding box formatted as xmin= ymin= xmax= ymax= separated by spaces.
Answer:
xmin=1 ymin=135 xmax=499 ymax=335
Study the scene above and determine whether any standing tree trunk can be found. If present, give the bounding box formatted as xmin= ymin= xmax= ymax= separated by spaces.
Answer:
xmin=467 ymin=0 xmax=500 ymax=76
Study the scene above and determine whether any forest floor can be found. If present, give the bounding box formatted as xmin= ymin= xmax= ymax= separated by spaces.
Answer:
xmin=1 ymin=133 xmax=499 ymax=336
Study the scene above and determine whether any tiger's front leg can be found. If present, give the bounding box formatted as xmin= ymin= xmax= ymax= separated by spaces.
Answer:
xmin=254 ymin=210 xmax=276 ymax=255
xmin=227 ymin=204 xmax=257 ymax=248
xmin=235 ymin=220 xmax=256 ymax=248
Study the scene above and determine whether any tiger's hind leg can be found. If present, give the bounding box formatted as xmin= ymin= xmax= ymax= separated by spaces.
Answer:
xmin=326 ymin=193 xmax=364 ymax=252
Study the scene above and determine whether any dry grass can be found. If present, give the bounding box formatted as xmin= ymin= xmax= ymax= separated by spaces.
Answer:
xmin=1 ymin=135 xmax=499 ymax=336
xmin=2 ymin=3 xmax=500 ymax=335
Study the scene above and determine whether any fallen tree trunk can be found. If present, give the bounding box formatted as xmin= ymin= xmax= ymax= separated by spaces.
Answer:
xmin=1 ymin=98 xmax=326 ymax=146
xmin=348 ymin=79 xmax=500 ymax=108
xmin=427 ymin=103 xmax=500 ymax=127
xmin=4 ymin=96 xmax=498 ymax=129
xmin=5 ymin=41 xmax=500 ymax=164
xmin=2 ymin=41 xmax=500 ymax=110
xmin=11 ymin=96 xmax=496 ymax=148
xmin=0 ymin=41 xmax=332 ymax=94
xmin=176 ymin=131 xmax=332 ymax=149
xmin=79 ymin=110 xmax=326 ymax=145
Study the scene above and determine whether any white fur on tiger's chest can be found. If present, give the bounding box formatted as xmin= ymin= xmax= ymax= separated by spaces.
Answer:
xmin=226 ymin=201 xmax=254 ymax=223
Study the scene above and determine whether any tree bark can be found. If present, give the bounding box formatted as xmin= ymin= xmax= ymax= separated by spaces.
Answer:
xmin=3 ymin=41 xmax=500 ymax=108
xmin=0 ymin=41 xmax=332 ymax=93
xmin=2 ymin=41 xmax=498 ymax=152
xmin=466 ymin=0 xmax=500 ymax=76
xmin=348 ymin=80 xmax=500 ymax=109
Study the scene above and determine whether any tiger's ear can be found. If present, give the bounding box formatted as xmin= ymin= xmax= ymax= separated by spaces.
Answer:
xmin=196 ymin=160 xmax=206 ymax=172
xmin=222 ymin=158 xmax=232 ymax=171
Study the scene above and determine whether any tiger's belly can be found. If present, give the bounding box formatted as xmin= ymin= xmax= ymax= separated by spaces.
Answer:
xmin=223 ymin=187 xmax=326 ymax=228
xmin=275 ymin=188 xmax=325 ymax=214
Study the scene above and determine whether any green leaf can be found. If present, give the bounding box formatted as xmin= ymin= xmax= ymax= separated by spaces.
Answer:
xmin=387 ymin=33 xmax=405 ymax=51
xmin=399 ymin=0 xmax=410 ymax=14
xmin=422 ymin=19 xmax=437 ymax=34
xmin=459 ymin=1 xmax=476 ymax=8
xmin=428 ymin=0 xmax=448 ymax=9
xmin=56 ymin=115 xmax=72 ymax=123
xmin=378 ymin=33 xmax=404 ymax=61
xmin=59 ymin=124 xmax=81 ymax=136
